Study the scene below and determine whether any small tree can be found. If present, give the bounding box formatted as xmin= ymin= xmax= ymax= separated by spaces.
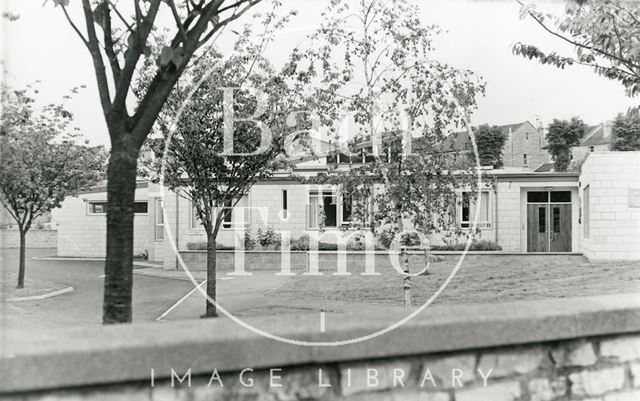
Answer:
xmin=610 ymin=112 xmax=640 ymax=151
xmin=286 ymin=0 xmax=483 ymax=236
xmin=474 ymin=124 xmax=506 ymax=168
xmin=148 ymin=12 xmax=296 ymax=317
xmin=49 ymin=0 xmax=266 ymax=323
xmin=545 ymin=117 xmax=586 ymax=172
xmin=286 ymin=0 xmax=484 ymax=306
xmin=0 ymin=84 xmax=105 ymax=288
xmin=514 ymin=0 xmax=640 ymax=99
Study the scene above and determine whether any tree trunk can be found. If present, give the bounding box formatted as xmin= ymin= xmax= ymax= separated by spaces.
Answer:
xmin=395 ymin=212 xmax=412 ymax=307
xmin=103 ymin=138 xmax=140 ymax=324
xmin=204 ymin=232 xmax=218 ymax=318
xmin=16 ymin=228 xmax=26 ymax=289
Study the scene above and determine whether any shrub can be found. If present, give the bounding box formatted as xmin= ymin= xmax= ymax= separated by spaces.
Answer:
xmin=432 ymin=240 xmax=502 ymax=251
xmin=289 ymin=234 xmax=340 ymax=251
xmin=257 ymin=227 xmax=281 ymax=250
xmin=347 ymin=233 xmax=367 ymax=251
xmin=290 ymin=234 xmax=310 ymax=251
xmin=243 ymin=231 xmax=256 ymax=250
xmin=134 ymin=249 xmax=149 ymax=260
xmin=378 ymin=227 xmax=425 ymax=249
xmin=318 ymin=241 xmax=338 ymax=251
xmin=186 ymin=242 xmax=234 ymax=251
xmin=378 ymin=227 xmax=395 ymax=249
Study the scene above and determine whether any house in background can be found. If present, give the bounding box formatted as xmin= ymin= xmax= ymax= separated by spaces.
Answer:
xmin=571 ymin=122 xmax=614 ymax=162
xmin=439 ymin=121 xmax=549 ymax=171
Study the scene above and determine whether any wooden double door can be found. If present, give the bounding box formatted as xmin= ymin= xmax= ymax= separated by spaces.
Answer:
xmin=526 ymin=191 xmax=572 ymax=252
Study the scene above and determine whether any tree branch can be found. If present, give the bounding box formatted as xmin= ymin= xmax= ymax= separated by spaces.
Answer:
xmin=61 ymin=6 xmax=89 ymax=47
xmin=101 ymin=1 xmax=122 ymax=83
xmin=80 ymin=0 xmax=112 ymax=117
xmin=112 ymin=0 xmax=162 ymax=115
xmin=517 ymin=0 xmax=640 ymax=71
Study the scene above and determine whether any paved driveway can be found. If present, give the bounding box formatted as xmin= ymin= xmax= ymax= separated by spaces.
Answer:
xmin=1 ymin=248 xmax=193 ymax=330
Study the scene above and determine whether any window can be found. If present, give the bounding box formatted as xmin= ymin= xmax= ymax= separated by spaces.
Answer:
xmin=589 ymin=146 xmax=595 ymax=152
xmin=525 ymin=131 xmax=529 ymax=141
xmin=307 ymin=190 xmax=364 ymax=229
xmin=523 ymin=154 xmax=528 ymax=166
xmin=583 ymin=185 xmax=590 ymax=238
xmin=191 ymin=204 xmax=201 ymax=229
xmin=550 ymin=191 xmax=571 ymax=203
xmin=527 ymin=191 xmax=548 ymax=203
xmin=460 ymin=191 xmax=491 ymax=228
xmin=308 ymin=191 xmax=338 ymax=229
xmin=88 ymin=202 xmax=107 ymax=214
xmin=134 ymin=202 xmax=148 ymax=214
xmin=282 ymin=190 xmax=288 ymax=219
xmin=191 ymin=199 xmax=234 ymax=229
xmin=538 ymin=206 xmax=546 ymax=233
xmin=221 ymin=199 xmax=233 ymax=229
xmin=155 ymin=199 xmax=164 ymax=241
xmin=553 ymin=206 xmax=560 ymax=233
xmin=88 ymin=201 xmax=147 ymax=215
xmin=342 ymin=195 xmax=353 ymax=224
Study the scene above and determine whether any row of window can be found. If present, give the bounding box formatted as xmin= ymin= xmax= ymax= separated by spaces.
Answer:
xmin=87 ymin=200 xmax=166 ymax=241
xmin=185 ymin=190 xmax=494 ymax=231
xmin=88 ymin=190 xmax=496 ymax=242
xmin=88 ymin=201 xmax=149 ymax=215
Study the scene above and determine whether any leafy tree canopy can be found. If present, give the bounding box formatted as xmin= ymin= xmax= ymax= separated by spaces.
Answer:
xmin=474 ymin=124 xmax=506 ymax=168
xmin=611 ymin=112 xmax=640 ymax=151
xmin=514 ymin=0 xmax=640 ymax=101
xmin=0 ymin=83 xmax=106 ymax=288
xmin=545 ymin=117 xmax=586 ymax=172
xmin=285 ymin=0 xmax=485 ymax=239
xmin=143 ymin=8 xmax=299 ymax=317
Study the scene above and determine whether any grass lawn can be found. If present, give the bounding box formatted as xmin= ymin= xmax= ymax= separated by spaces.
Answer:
xmin=257 ymin=255 xmax=640 ymax=314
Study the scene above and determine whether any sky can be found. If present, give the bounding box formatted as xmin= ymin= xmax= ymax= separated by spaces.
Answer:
xmin=1 ymin=0 xmax=637 ymax=147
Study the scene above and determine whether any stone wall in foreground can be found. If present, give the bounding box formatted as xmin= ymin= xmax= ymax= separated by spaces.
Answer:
xmin=6 ymin=333 xmax=639 ymax=401
xmin=2 ymin=294 xmax=640 ymax=401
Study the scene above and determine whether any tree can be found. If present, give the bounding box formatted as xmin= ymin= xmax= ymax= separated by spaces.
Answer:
xmin=545 ymin=117 xmax=586 ymax=171
xmin=474 ymin=125 xmax=506 ymax=168
xmin=610 ymin=112 xmax=640 ymax=150
xmin=53 ymin=0 xmax=265 ymax=323
xmin=0 ymin=84 xmax=105 ymax=288
xmin=147 ymin=10 xmax=296 ymax=318
xmin=514 ymin=0 xmax=640 ymax=99
xmin=285 ymin=0 xmax=484 ymax=302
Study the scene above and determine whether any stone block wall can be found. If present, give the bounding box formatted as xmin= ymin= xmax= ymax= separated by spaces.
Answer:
xmin=52 ymin=188 xmax=152 ymax=258
xmin=579 ymin=152 xmax=640 ymax=260
xmin=3 ymin=294 xmax=640 ymax=401
xmin=496 ymin=181 xmax=521 ymax=252
xmin=4 ymin=333 xmax=640 ymax=400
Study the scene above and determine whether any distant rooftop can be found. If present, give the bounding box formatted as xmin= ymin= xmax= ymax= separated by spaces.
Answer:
xmin=578 ymin=122 xmax=613 ymax=147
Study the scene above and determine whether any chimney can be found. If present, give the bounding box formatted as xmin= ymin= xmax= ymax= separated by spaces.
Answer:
xmin=602 ymin=121 xmax=612 ymax=138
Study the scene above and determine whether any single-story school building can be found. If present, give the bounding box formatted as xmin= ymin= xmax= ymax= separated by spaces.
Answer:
xmin=52 ymin=151 xmax=640 ymax=263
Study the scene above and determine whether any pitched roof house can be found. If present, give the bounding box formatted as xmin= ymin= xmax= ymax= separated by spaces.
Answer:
xmin=571 ymin=122 xmax=613 ymax=162
xmin=434 ymin=121 xmax=549 ymax=171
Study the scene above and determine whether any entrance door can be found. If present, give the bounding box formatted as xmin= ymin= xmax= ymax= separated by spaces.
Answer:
xmin=527 ymin=204 xmax=549 ymax=252
xmin=526 ymin=191 xmax=572 ymax=253
xmin=550 ymin=204 xmax=572 ymax=252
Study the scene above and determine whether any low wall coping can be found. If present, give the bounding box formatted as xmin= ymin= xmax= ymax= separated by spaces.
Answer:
xmin=2 ymin=293 xmax=639 ymax=394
